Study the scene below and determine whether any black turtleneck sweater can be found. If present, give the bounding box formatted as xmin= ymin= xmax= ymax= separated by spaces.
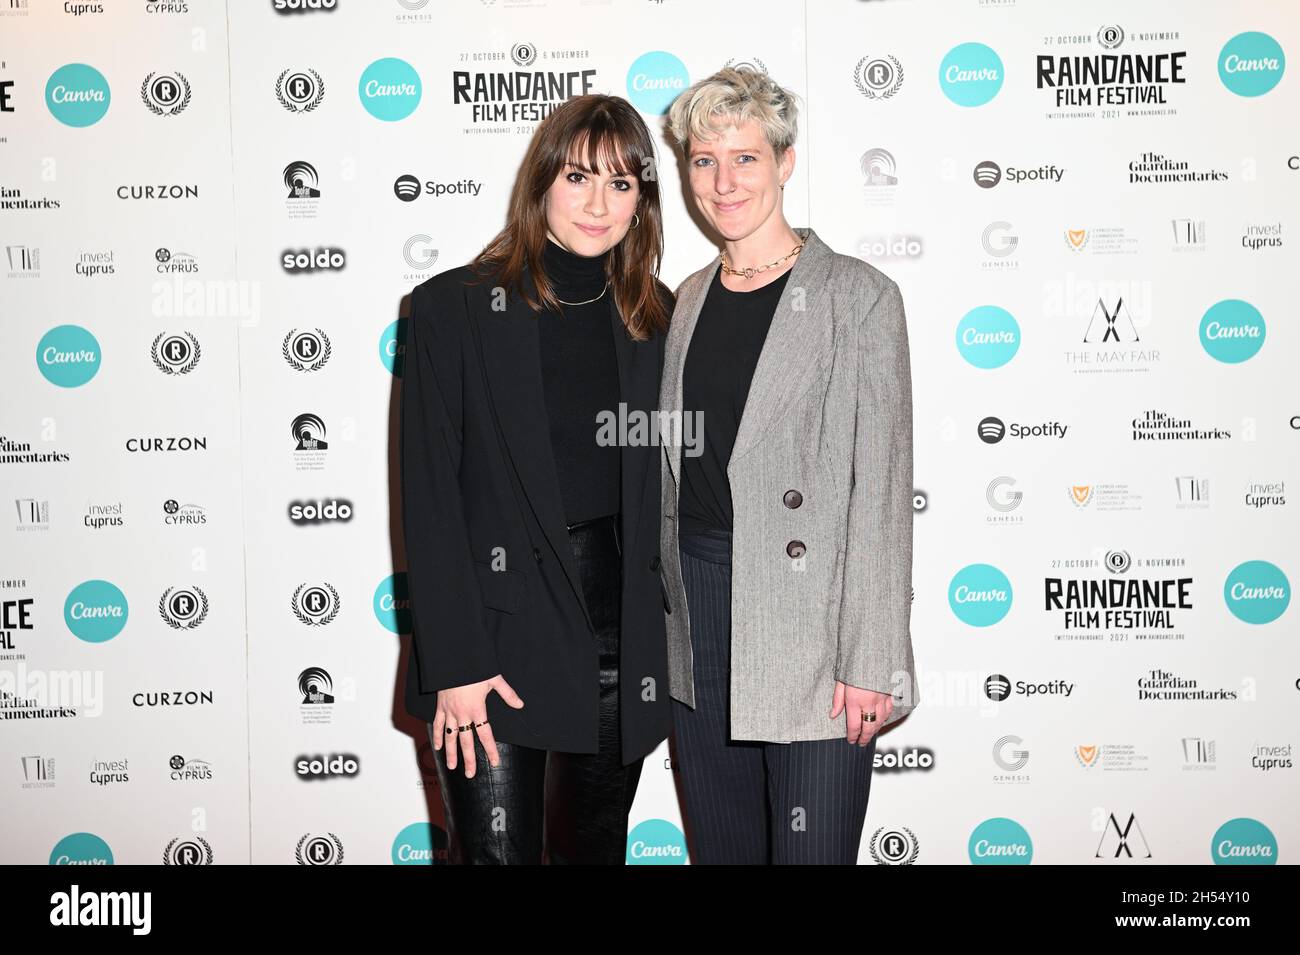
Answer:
xmin=538 ymin=237 xmax=621 ymax=526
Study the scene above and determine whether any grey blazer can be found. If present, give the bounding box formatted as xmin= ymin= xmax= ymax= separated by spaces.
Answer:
xmin=659 ymin=226 xmax=917 ymax=742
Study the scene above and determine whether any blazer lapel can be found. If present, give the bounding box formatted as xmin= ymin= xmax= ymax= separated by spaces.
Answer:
xmin=660 ymin=252 xmax=718 ymax=493
xmin=729 ymin=227 xmax=834 ymax=464
xmin=473 ymin=273 xmax=591 ymax=629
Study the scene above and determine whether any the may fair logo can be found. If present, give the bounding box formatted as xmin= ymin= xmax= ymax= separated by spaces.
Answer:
xmin=1036 ymin=25 xmax=1186 ymax=120
xmin=1046 ymin=548 xmax=1192 ymax=643
xmin=452 ymin=41 xmax=595 ymax=130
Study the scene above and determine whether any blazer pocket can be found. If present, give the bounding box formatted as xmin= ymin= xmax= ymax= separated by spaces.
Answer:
xmin=473 ymin=561 xmax=524 ymax=614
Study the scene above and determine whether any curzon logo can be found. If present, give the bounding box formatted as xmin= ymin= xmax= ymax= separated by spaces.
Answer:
xmin=1224 ymin=561 xmax=1290 ymax=624
xmin=37 ymin=325 xmax=101 ymax=388
xmin=939 ymin=42 xmax=1004 ymax=107
xmin=1199 ymin=299 xmax=1265 ymax=363
xmin=626 ymin=51 xmax=688 ymax=115
xmin=949 ymin=563 xmax=1013 ymax=626
xmin=969 ymin=818 xmax=1032 ymax=864
xmin=956 ymin=305 xmax=1019 ymax=368
xmin=282 ymin=247 xmax=345 ymax=273
xmin=1218 ymin=32 xmax=1286 ymax=97
xmin=46 ymin=63 xmax=110 ymax=127
xmin=359 ymin=57 xmax=421 ymax=121
xmin=64 ymin=580 xmax=128 ymax=643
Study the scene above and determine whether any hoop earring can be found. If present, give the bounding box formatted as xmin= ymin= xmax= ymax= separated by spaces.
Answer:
xmin=630 ymin=212 xmax=641 ymax=230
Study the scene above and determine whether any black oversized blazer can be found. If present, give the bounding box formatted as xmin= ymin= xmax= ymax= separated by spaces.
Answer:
xmin=398 ymin=260 xmax=674 ymax=764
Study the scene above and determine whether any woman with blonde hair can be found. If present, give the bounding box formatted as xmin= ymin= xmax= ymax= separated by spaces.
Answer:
xmin=659 ymin=66 xmax=918 ymax=864
xmin=399 ymin=93 xmax=673 ymax=864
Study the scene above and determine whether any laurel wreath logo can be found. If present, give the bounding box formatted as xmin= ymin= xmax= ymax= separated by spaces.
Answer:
xmin=292 ymin=582 xmax=341 ymax=626
xmin=159 ymin=585 xmax=210 ymax=630
xmin=283 ymin=328 xmax=332 ymax=372
xmin=295 ymin=832 xmax=345 ymax=865
xmin=853 ymin=55 xmax=904 ymax=100
xmin=276 ymin=68 xmax=324 ymax=113
xmin=151 ymin=331 xmax=201 ymax=375
xmin=163 ymin=836 xmax=214 ymax=865
xmin=140 ymin=71 xmax=192 ymax=116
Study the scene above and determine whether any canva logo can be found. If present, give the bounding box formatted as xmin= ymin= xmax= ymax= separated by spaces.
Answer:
xmin=391 ymin=822 xmax=447 ymax=865
xmin=50 ymin=832 xmax=114 ymax=865
xmin=956 ymin=305 xmax=1019 ymax=368
xmin=359 ymin=57 xmax=421 ymax=121
xmin=379 ymin=318 xmax=405 ymax=377
xmin=65 ymin=579 xmax=128 ymax=643
xmin=969 ymin=817 xmax=1032 ymax=864
xmin=626 ymin=51 xmax=688 ymax=115
xmin=949 ymin=564 xmax=1012 ymax=626
xmin=1200 ymin=299 xmax=1265 ymax=363
xmin=37 ymin=325 xmax=101 ymax=387
xmin=1212 ymin=818 xmax=1277 ymax=864
xmin=625 ymin=819 xmax=687 ymax=865
xmin=46 ymin=63 xmax=110 ymax=127
xmin=939 ymin=42 xmax=1004 ymax=107
xmin=1224 ymin=560 xmax=1290 ymax=624
xmin=374 ymin=572 xmax=411 ymax=634
xmin=1218 ymin=32 xmax=1285 ymax=97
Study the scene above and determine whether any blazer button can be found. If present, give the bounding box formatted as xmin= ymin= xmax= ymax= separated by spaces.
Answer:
xmin=782 ymin=489 xmax=803 ymax=509
xmin=532 ymin=547 xmax=543 ymax=564
xmin=649 ymin=554 xmax=662 ymax=571
xmin=786 ymin=539 xmax=806 ymax=559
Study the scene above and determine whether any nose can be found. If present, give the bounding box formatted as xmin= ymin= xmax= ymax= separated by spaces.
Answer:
xmin=584 ymin=188 xmax=607 ymax=218
xmin=713 ymin=163 xmax=736 ymax=197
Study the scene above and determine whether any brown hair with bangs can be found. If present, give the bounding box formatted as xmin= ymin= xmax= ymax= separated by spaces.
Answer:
xmin=469 ymin=94 xmax=669 ymax=341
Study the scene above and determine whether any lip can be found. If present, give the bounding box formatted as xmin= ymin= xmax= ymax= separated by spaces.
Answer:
xmin=575 ymin=223 xmax=611 ymax=236
xmin=714 ymin=198 xmax=748 ymax=213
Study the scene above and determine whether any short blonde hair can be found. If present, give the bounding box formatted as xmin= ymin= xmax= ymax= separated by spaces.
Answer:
xmin=667 ymin=65 xmax=799 ymax=158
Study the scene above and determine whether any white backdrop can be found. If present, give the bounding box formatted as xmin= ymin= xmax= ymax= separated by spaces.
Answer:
xmin=2 ymin=0 xmax=1296 ymax=865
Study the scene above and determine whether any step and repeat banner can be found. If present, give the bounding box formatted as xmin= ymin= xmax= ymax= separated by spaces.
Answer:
xmin=2 ymin=0 xmax=1295 ymax=864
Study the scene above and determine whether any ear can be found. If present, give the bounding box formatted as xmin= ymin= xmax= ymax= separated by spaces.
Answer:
xmin=778 ymin=144 xmax=796 ymax=186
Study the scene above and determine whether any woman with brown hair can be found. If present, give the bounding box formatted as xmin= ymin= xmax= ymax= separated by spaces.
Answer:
xmin=398 ymin=94 xmax=674 ymax=864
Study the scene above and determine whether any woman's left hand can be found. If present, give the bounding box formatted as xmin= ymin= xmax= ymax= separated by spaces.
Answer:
xmin=830 ymin=681 xmax=894 ymax=746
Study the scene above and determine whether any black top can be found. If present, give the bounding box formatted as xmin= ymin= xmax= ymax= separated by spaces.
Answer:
xmin=537 ymin=237 xmax=621 ymax=526
xmin=680 ymin=264 xmax=792 ymax=536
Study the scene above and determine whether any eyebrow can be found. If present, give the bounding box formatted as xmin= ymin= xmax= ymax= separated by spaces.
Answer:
xmin=564 ymin=160 xmax=634 ymax=178
xmin=689 ymin=145 xmax=764 ymax=158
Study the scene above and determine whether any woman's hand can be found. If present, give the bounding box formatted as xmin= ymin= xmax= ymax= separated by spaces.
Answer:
xmin=433 ymin=675 xmax=525 ymax=777
xmin=829 ymin=681 xmax=894 ymax=746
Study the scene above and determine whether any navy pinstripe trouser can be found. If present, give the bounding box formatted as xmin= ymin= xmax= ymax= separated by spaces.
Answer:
xmin=672 ymin=528 xmax=878 ymax=865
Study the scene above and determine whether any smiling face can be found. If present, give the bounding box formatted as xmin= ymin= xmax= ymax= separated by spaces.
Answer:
xmin=686 ymin=117 xmax=794 ymax=243
xmin=543 ymin=136 xmax=641 ymax=258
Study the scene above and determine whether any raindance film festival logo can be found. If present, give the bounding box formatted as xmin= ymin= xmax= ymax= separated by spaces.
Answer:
xmin=140 ymin=71 xmax=190 ymax=116
xmin=1036 ymin=25 xmax=1186 ymax=120
xmin=277 ymin=67 xmax=324 ymax=113
xmin=283 ymin=328 xmax=331 ymax=372
xmin=293 ymin=582 xmax=340 ymax=626
xmin=452 ymin=40 xmax=596 ymax=131
xmin=158 ymin=586 xmax=209 ymax=630
xmin=854 ymin=53 xmax=903 ymax=99
xmin=1045 ymin=549 xmax=1192 ymax=644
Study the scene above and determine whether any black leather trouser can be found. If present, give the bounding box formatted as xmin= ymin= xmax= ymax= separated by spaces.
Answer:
xmin=430 ymin=514 xmax=644 ymax=864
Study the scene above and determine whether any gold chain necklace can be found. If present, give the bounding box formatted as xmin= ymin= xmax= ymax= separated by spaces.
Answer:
xmin=554 ymin=281 xmax=609 ymax=306
xmin=720 ymin=241 xmax=804 ymax=279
